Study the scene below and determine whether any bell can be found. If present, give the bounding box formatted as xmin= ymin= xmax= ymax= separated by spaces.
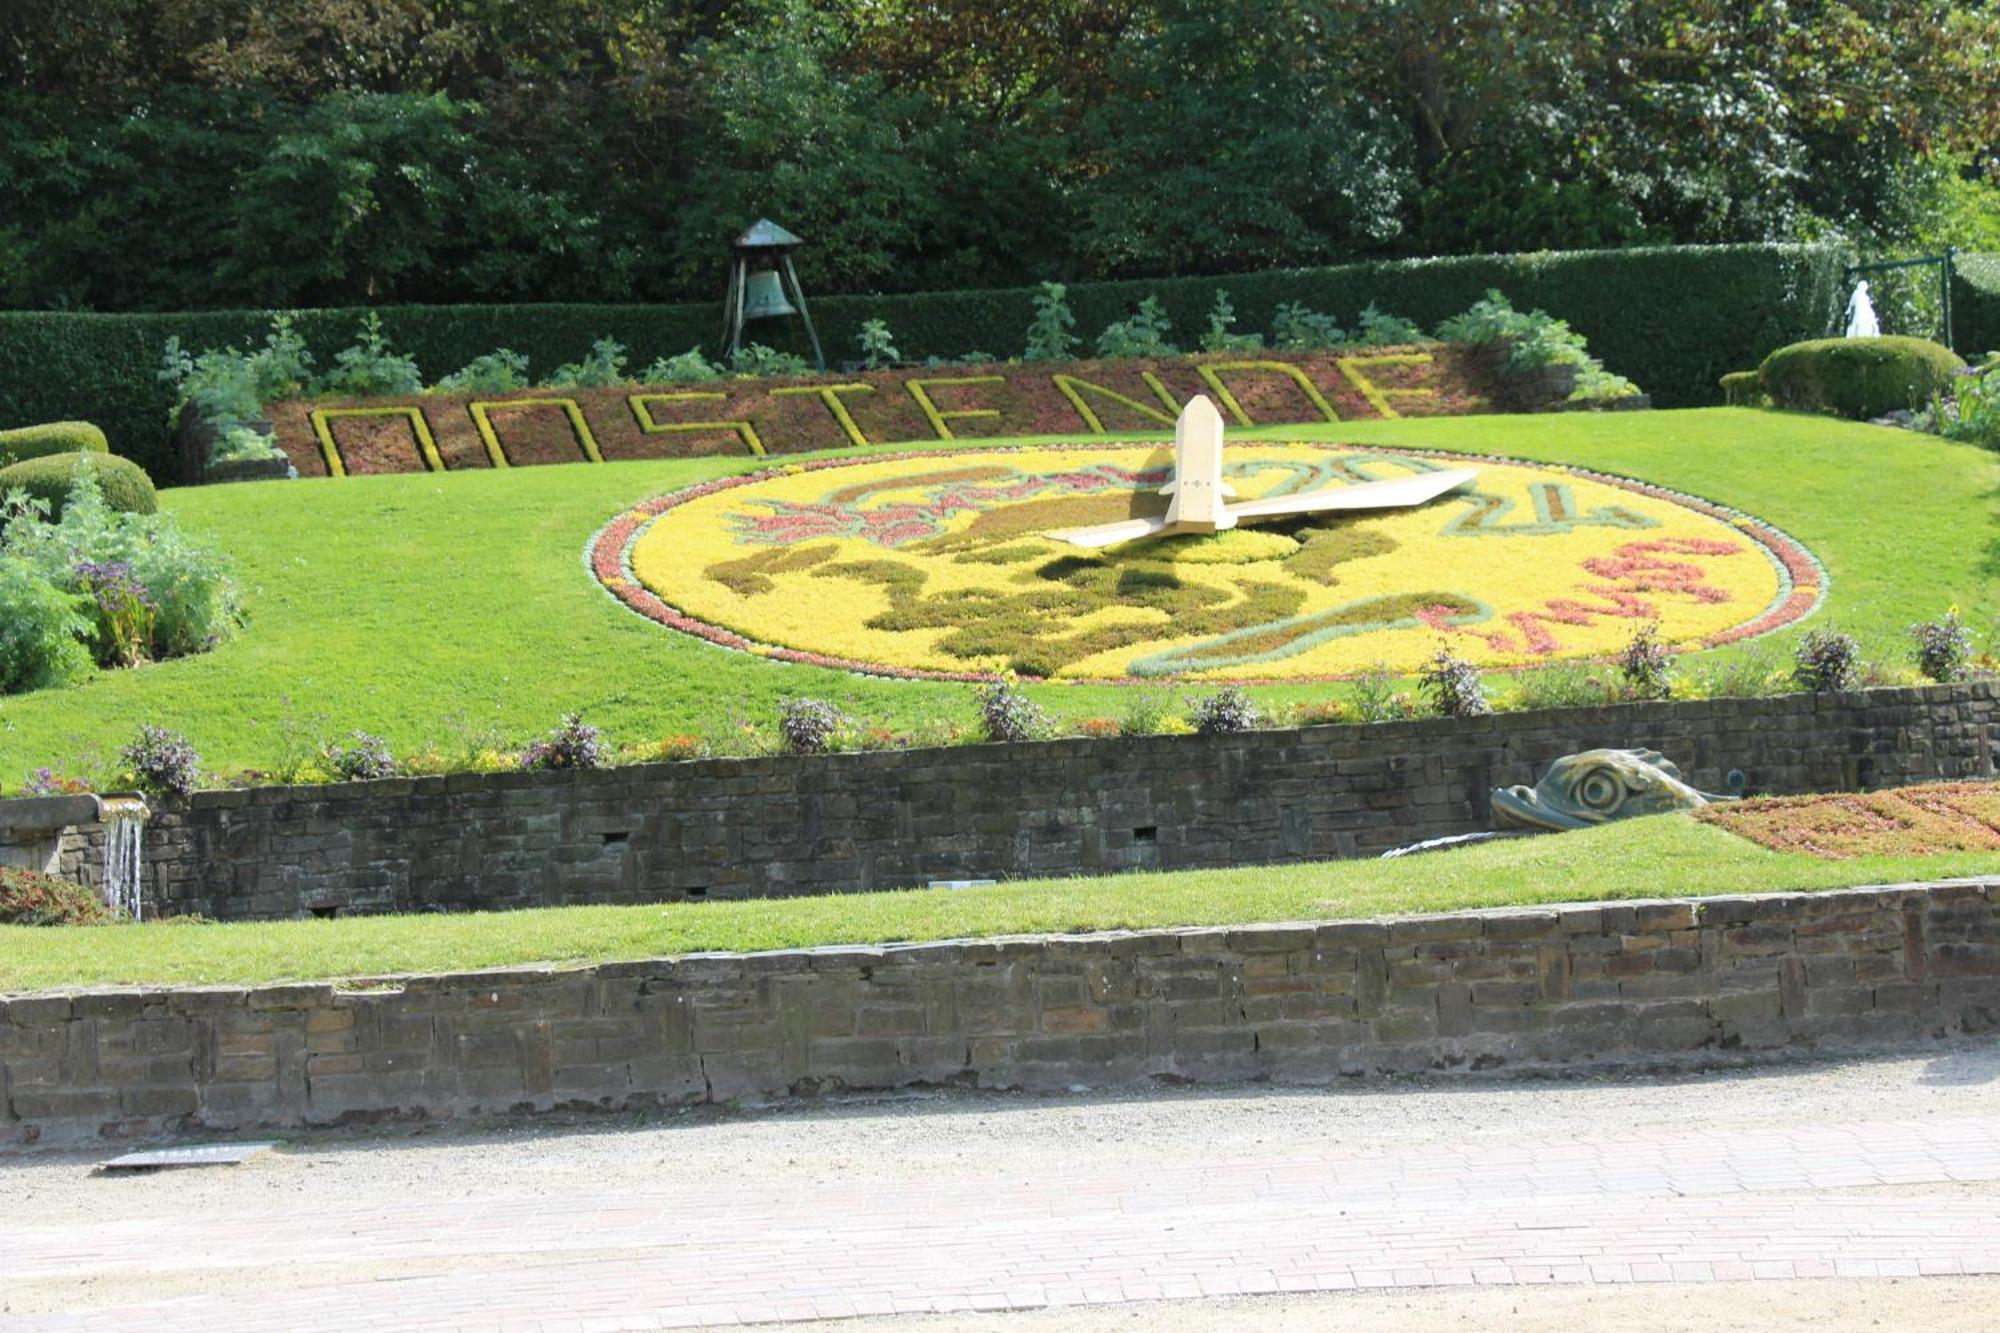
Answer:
xmin=741 ymin=268 xmax=797 ymax=320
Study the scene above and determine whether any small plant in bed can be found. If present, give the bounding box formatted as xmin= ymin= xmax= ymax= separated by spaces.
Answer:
xmin=977 ymin=676 xmax=1049 ymax=743
xmin=1419 ymin=644 xmax=1490 ymax=718
xmin=1910 ymin=609 xmax=1974 ymax=684
xmin=121 ymin=724 xmax=201 ymax=796
xmin=1792 ymin=628 xmax=1860 ymax=693
xmin=1188 ymin=687 xmax=1260 ymax=735
xmin=520 ymin=714 xmax=605 ymax=772
xmin=778 ymin=697 xmax=846 ymax=755
xmin=323 ymin=731 xmax=397 ymax=781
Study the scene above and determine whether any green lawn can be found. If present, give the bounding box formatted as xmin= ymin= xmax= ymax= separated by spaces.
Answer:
xmin=0 ymin=407 xmax=1993 ymax=780
xmin=2 ymin=814 xmax=1994 ymax=993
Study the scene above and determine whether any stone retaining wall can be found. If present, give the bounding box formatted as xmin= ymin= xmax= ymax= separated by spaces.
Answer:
xmin=4 ymin=879 xmax=1997 ymax=1146
xmin=44 ymin=683 xmax=2000 ymax=920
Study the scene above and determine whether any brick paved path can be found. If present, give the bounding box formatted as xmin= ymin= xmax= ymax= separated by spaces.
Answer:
xmin=4 ymin=1113 xmax=1998 ymax=1331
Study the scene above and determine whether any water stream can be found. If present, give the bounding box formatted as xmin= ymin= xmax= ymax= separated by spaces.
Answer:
xmin=98 ymin=797 xmax=148 ymax=922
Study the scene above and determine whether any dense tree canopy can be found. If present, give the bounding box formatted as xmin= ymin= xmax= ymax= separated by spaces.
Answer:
xmin=1 ymin=0 xmax=1994 ymax=310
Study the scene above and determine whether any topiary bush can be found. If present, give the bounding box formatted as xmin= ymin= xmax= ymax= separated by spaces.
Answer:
xmin=1718 ymin=371 xmax=1767 ymax=407
xmin=0 ymin=866 xmax=116 ymax=926
xmin=0 ymin=452 xmax=157 ymax=518
xmin=0 ymin=421 xmax=109 ymax=468
xmin=1759 ymin=336 xmax=1966 ymax=420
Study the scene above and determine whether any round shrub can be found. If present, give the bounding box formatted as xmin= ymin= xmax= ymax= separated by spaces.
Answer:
xmin=0 ymin=453 xmax=157 ymax=518
xmin=1758 ymin=336 xmax=1966 ymax=420
xmin=0 ymin=420 xmax=109 ymax=468
xmin=1717 ymin=371 xmax=1766 ymax=407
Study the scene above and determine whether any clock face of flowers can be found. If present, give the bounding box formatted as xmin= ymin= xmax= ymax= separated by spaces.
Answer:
xmin=589 ymin=443 xmax=1821 ymax=682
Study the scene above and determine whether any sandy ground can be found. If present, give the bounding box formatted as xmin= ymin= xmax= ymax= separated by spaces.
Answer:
xmin=804 ymin=1278 xmax=2000 ymax=1331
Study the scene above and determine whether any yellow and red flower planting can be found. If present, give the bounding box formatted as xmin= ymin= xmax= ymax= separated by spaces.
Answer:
xmin=589 ymin=442 xmax=1822 ymax=684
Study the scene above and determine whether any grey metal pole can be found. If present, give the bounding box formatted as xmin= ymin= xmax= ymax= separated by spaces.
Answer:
xmin=782 ymin=254 xmax=827 ymax=371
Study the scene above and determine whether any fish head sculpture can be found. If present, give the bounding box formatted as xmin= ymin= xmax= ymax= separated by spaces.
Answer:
xmin=1491 ymin=748 xmax=1741 ymax=832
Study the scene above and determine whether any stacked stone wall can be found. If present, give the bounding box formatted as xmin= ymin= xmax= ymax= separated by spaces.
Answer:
xmin=36 ymin=683 xmax=2000 ymax=920
xmin=4 ymin=880 xmax=1996 ymax=1145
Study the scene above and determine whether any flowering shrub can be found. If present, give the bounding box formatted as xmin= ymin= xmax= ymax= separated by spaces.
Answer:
xmin=1290 ymin=699 xmax=1353 ymax=726
xmin=1792 ymin=628 xmax=1860 ymax=692
xmin=2 ymin=463 xmax=240 ymax=677
xmin=1189 ymin=687 xmax=1260 ymax=734
xmin=778 ymin=696 xmax=845 ymax=754
xmin=1 ymin=866 xmax=115 ymax=926
xmin=658 ymin=733 xmax=706 ymax=761
xmin=122 ymin=724 xmax=202 ymax=796
xmin=976 ymin=677 xmax=1048 ymax=743
xmin=1418 ymin=645 xmax=1490 ymax=718
xmin=1617 ymin=623 xmax=1675 ymax=700
xmin=323 ymin=731 xmax=397 ymax=781
xmin=520 ymin=713 xmax=606 ymax=771
xmin=1940 ymin=360 xmax=2000 ymax=447
xmin=21 ymin=766 xmax=91 ymax=795
xmin=1910 ymin=609 xmax=1974 ymax=684
xmin=73 ymin=559 xmax=156 ymax=667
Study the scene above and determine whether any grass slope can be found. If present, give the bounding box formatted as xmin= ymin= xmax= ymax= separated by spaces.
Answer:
xmin=2 ymin=815 xmax=1994 ymax=994
xmin=0 ymin=408 xmax=1992 ymax=778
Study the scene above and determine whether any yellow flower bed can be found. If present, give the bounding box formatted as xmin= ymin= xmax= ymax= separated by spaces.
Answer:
xmin=612 ymin=443 xmax=1813 ymax=682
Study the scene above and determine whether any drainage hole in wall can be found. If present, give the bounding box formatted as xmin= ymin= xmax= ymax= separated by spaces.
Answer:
xmin=685 ymin=886 xmax=708 ymax=900
xmin=602 ymin=831 xmax=631 ymax=846
xmin=309 ymin=905 xmax=340 ymax=920
xmin=1133 ymin=826 xmax=1159 ymax=843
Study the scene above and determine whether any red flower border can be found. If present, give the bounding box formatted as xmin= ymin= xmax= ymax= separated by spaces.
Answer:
xmin=584 ymin=442 xmax=1827 ymax=685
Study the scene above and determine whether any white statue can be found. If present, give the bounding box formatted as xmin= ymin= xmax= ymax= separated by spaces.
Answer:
xmin=1049 ymin=395 xmax=1477 ymax=549
xmin=1844 ymin=280 xmax=1880 ymax=338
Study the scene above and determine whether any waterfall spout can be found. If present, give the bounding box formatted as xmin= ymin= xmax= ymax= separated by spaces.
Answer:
xmin=97 ymin=795 xmax=149 ymax=922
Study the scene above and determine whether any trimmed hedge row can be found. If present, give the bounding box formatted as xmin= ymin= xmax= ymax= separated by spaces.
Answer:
xmin=0 ymin=243 xmax=1847 ymax=483
xmin=1956 ymin=253 xmax=2000 ymax=360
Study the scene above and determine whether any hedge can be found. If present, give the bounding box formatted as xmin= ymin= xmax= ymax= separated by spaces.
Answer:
xmin=1718 ymin=371 xmax=1767 ymax=407
xmin=0 ymin=452 xmax=158 ymax=518
xmin=0 ymin=420 xmax=108 ymax=468
xmin=1956 ymin=253 xmax=2000 ymax=361
xmin=0 ymin=243 xmax=1848 ymax=483
xmin=1759 ymin=336 xmax=1966 ymax=420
